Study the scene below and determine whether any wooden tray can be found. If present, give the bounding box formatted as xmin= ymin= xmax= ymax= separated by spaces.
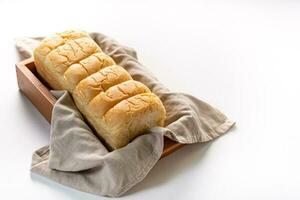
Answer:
xmin=16 ymin=58 xmax=183 ymax=158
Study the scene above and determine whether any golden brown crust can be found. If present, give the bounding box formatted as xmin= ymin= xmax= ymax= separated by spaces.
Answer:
xmin=102 ymin=93 xmax=166 ymax=149
xmin=63 ymin=52 xmax=115 ymax=91
xmin=73 ymin=65 xmax=132 ymax=106
xmin=34 ymin=30 xmax=166 ymax=150
xmin=88 ymin=80 xmax=151 ymax=118
xmin=34 ymin=30 xmax=100 ymax=90
xmin=44 ymin=37 xmax=101 ymax=76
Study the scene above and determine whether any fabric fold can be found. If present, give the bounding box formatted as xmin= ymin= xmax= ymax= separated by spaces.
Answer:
xmin=32 ymin=91 xmax=164 ymax=197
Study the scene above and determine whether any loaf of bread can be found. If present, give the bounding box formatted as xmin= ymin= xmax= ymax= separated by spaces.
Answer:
xmin=34 ymin=30 xmax=166 ymax=150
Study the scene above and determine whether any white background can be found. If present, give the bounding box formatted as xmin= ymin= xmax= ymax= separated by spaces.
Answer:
xmin=0 ymin=0 xmax=300 ymax=199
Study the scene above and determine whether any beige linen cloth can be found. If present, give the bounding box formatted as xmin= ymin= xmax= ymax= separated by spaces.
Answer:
xmin=15 ymin=32 xmax=235 ymax=197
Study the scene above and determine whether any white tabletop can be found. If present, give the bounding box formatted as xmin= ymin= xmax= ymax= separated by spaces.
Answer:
xmin=1 ymin=0 xmax=300 ymax=199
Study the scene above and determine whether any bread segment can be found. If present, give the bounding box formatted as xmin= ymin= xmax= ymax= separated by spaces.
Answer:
xmin=34 ymin=30 xmax=96 ymax=90
xmin=57 ymin=29 xmax=89 ymax=40
xmin=88 ymin=80 xmax=151 ymax=117
xmin=44 ymin=37 xmax=101 ymax=75
xmin=34 ymin=30 xmax=166 ymax=150
xmin=34 ymin=30 xmax=89 ymax=62
xmin=102 ymin=93 xmax=166 ymax=149
xmin=63 ymin=52 xmax=115 ymax=91
xmin=73 ymin=65 xmax=132 ymax=106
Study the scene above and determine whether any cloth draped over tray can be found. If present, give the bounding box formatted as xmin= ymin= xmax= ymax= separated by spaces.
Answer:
xmin=15 ymin=32 xmax=235 ymax=197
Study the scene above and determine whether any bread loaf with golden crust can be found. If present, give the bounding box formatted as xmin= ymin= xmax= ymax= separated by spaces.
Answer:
xmin=34 ymin=30 xmax=166 ymax=150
